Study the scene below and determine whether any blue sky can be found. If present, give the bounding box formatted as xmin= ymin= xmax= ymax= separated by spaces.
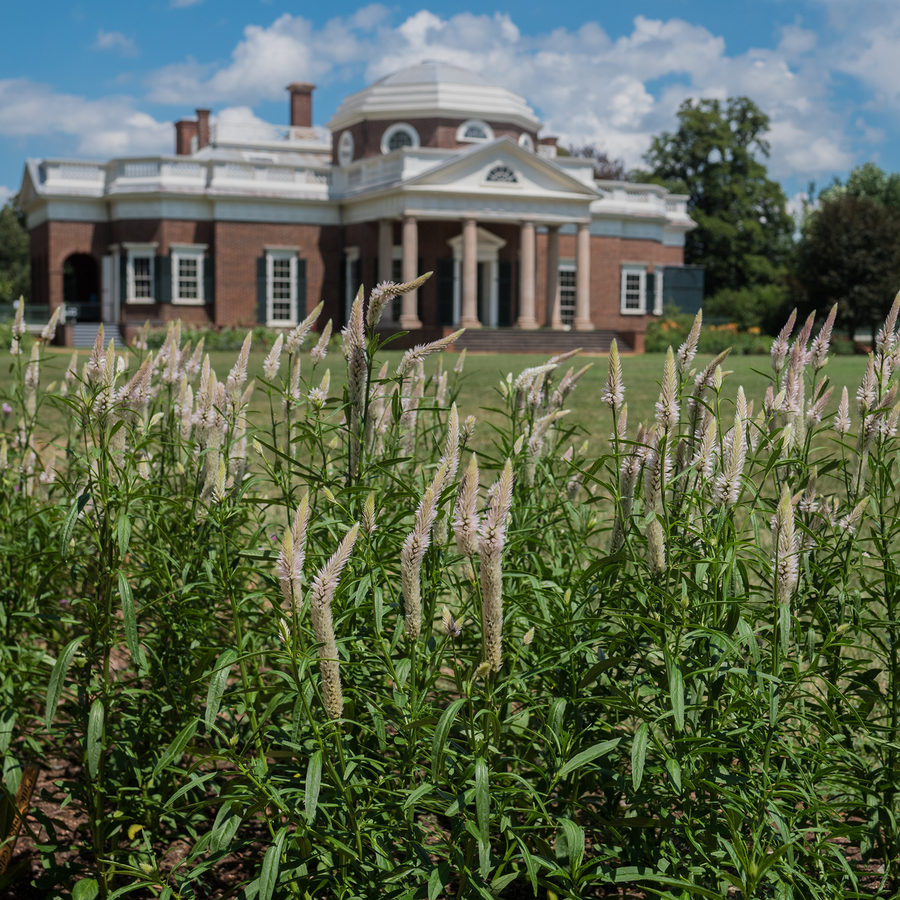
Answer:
xmin=3 ymin=0 xmax=900 ymax=214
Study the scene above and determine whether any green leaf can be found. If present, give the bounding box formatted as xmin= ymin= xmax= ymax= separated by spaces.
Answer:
xmin=118 ymin=572 xmax=143 ymax=666
xmin=558 ymin=818 xmax=585 ymax=873
xmin=305 ymin=750 xmax=323 ymax=823
xmin=86 ymin=699 xmax=103 ymax=779
xmin=45 ymin=636 xmax=86 ymax=729
xmin=665 ymin=757 xmax=682 ymax=793
xmin=403 ymin=781 xmax=433 ymax=810
xmin=631 ymin=722 xmax=650 ymax=791
xmin=204 ymin=649 xmax=238 ymax=731
xmin=152 ymin=719 xmax=198 ymax=780
xmin=59 ymin=494 xmax=88 ymax=559
xmin=428 ymin=862 xmax=451 ymax=900
xmin=209 ymin=803 xmax=242 ymax=855
xmin=116 ymin=514 xmax=132 ymax=557
xmin=431 ymin=698 xmax=466 ymax=782
xmin=558 ymin=738 xmax=621 ymax=779
xmin=514 ymin=834 xmax=538 ymax=896
xmin=475 ymin=757 xmax=491 ymax=879
xmin=669 ymin=660 xmax=685 ymax=732
xmin=259 ymin=825 xmax=288 ymax=900
xmin=72 ymin=879 xmax=100 ymax=900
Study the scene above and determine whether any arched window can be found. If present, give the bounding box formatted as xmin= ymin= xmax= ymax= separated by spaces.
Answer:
xmin=486 ymin=165 xmax=517 ymax=183
xmin=381 ymin=123 xmax=420 ymax=154
xmin=338 ymin=131 xmax=354 ymax=166
xmin=456 ymin=120 xmax=494 ymax=143
xmin=518 ymin=133 xmax=534 ymax=152
xmin=389 ymin=130 xmax=413 ymax=151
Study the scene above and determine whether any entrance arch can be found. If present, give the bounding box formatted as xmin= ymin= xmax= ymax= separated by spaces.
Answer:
xmin=62 ymin=253 xmax=100 ymax=322
xmin=447 ymin=227 xmax=507 ymax=327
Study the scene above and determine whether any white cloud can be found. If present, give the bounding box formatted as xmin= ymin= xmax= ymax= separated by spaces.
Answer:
xmin=171 ymin=0 xmax=203 ymax=7
xmin=0 ymin=185 xmax=12 ymax=205
xmin=93 ymin=29 xmax=138 ymax=57
xmin=0 ymin=79 xmax=171 ymax=157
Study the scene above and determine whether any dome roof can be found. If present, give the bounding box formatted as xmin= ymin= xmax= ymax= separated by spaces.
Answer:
xmin=372 ymin=60 xmax=495 ymax=88
xmin=327 ymin=61 xmax=541 ymax=132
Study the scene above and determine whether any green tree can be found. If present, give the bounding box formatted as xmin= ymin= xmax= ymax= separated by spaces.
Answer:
xmin=796 ymin=194 xmax=900 ymax=340
xmin=0 ymin=195 xmax=30 ymax=303
xmin=639 ymin=97 xmax=794 ymax=299
xmin=819 ymin=161 xmax=900 ymax=210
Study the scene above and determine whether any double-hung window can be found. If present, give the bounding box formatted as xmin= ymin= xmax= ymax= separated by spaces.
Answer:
xmin=620 ymin=265 xmax=647 ymax=314
xmin=125 ymin=243 xmax=157 ymax=303
xmin=171 ymin=245 xmax=206 ymax=305
xmin=558 ymin=263 xmax=576 ymax=326
xmin=267 ymin=250 xmax=297 ymax=325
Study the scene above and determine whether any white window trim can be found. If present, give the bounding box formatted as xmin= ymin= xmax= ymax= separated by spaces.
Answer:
xmin=518 ymin=132 xmax=535 ymax=151
xmin=125 ymin=243 xmax=158 ymax=305
xmin=338 ymin=131 xmax=354 ymax=166
xmin=456 ymin=119 xmax=494 ymax=143
xmin=620 ymin=265 xmax=647 ymax=315
xmin=171 ymin=244 xmax=207 ymax=306
xmin=381 ymin=122 xmax=420 ymax=155
xmin=266 ymin=250 xmax=298 ymax=327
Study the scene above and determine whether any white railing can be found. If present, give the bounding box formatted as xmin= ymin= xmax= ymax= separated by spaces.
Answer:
xmin=57 ymin=164 xmax=102 ymax=181
xmin=122 ymin=161 xmax=159 ymax=178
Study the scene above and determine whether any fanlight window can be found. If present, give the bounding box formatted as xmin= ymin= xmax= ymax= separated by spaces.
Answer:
xmin=388 ymin=129 xmax=414 ymax=151
xmin=486 ymin=165 xmax=517 ymax=183
xmin=464 ymin=123 xmax=488 ymax=140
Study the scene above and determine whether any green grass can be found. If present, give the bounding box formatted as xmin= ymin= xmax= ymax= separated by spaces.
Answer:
xmin=5 ymin=346 xmax=863 ymax=453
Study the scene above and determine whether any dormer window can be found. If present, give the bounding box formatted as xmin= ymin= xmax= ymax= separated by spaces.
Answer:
xmin=338 ymin=131 xmax=354 ymax=166
xmin=381 ymin=123 xmax=420 ymax=154
xmin=518 ymin=133 xmax=535 ymax=152
xmin=486 ymin=165 xmax=517 ymax=183
xmin=457 ymin=120 xmax=494 ymax=143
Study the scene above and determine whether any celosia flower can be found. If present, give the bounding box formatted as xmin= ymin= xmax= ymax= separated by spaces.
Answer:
xmin=454 ymin=454 xmax=480 ymax=558
xmin=263 ymin=333 xmax=283 ymax=382
xmin=602 ymin=339 xmax=624 ymax=410
xmin=676 ymin=310 xmax=702 ymax=375
xmin=396 ymin=329 xmax=466 ymax=377
xmin=286 ymin=301 xmax=324 ymax=353
xmin=310 ymin=320 xmax=332 ymax=365
xmin=478 ymin=459 xmax=514 ymax=671
xmin=309 ymin=523 xmax=359 ymax=719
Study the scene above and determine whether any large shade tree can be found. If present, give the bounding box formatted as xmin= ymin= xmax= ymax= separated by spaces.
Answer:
xmin=797 ymin=194 xmax=900 ymax=340
xmin=639 ymin=97 xmax=794 ymax=299
xmin=0 ymin=196 xmax=29 ymax=303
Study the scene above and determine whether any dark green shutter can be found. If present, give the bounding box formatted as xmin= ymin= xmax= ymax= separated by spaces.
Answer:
xmin=155 ymin=255 xmax=171 ymax=303
xmin=119 ymin=254 xmax=127 ymax=305
xmin=659 ymin=266 xmax=704 ymax=315
xmin=645 ymin=272 xmax=655 ymax=314
xmin=203 ymin=257 xmax=214 ymax=305
xmin=297 ymin=258 xmax=307 ymax=318
xmin=257 ymin=257 xmax=267 ymax=324
xmin=437 ymin=259 xmax=455 ymax=325
xmin=498 ymin=260 xmax=512 ymax=326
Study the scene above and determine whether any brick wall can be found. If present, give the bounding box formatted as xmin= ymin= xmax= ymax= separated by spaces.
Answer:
xmin=213 ymin=221 xmax=340 ymax=328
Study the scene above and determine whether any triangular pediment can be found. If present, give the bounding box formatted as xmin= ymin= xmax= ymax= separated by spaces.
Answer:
xmin=17 ymin=164 xmax=39 ymax=208
xmin=403 ymin=137 xmax=598 ymax=199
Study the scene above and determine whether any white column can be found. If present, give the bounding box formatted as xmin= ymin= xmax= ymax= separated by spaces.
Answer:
xmin=546 ymin=225 xmax=562 ymax=329
xmin=378 ymin=219 xmax=393 ymax=285
xmin=400 ymin=215 xmax=422 ymax=329
xmin=516 ymin=220 xmax=538 ymax=329
xmin=460 ymin=218 xmax=481 ymax=328
xmin=574 ymin=221 xmax=595 ymax=332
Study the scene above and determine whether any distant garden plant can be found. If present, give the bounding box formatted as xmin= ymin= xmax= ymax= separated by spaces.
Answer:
xmin=4 ymin=281 xmax=900 ymax=899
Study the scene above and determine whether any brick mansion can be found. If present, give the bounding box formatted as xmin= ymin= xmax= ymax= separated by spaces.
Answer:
xmin=18 ymin=61 xmax=698 ymax=351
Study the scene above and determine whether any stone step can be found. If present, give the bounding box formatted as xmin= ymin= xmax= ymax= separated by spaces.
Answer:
xmin=452 ymin=328 xmax=629 ymax=355
xmin=71 ymin=322 xmax=124 ymax=349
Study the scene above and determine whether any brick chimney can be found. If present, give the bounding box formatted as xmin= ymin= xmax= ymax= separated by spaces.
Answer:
xmin=175 ymin=119 xmax=199 ymax=155
xmin=286 ymin=83 xmax=315 ymax=128
xmin=196 ymin=109 xmax=211 ymax=149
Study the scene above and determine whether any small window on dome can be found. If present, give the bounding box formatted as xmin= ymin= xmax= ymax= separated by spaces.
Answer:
xmin=381 ymin=123 xmax=419 ymax=154
xmin=457 ymin=120 xmax=494 ymax=143
xmin=486 ymin=165 xmax=517 ymax=183
xmin=338 ymin=131 xmax=354 ymax=167
xmin=518 ymin=133 xmax=534 ymax=152
xmin=388 ymin=129 xmax=413 ymax=151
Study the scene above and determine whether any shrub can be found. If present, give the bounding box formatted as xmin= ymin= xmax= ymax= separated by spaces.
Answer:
xmin=3 ymin=292 xmax=900 ymax=898
xmin=646 ymin=310 xmax=775 ymax=354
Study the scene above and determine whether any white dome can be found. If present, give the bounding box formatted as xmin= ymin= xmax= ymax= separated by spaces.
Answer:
xmin=327 ymin=61 xmax=541 ymax=132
